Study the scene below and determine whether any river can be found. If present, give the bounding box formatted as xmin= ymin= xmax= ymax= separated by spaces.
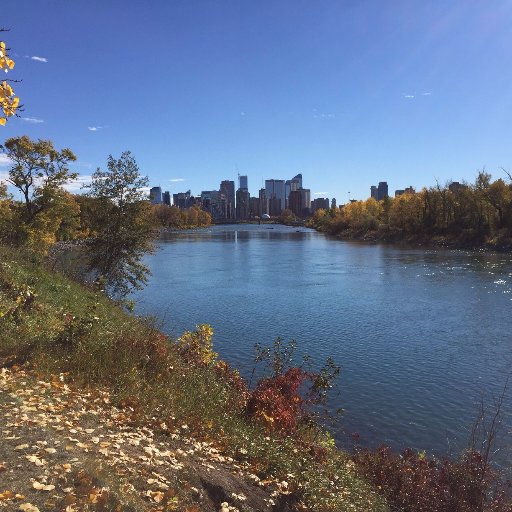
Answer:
xmin=132 ymin=224 xmax=512 ymax=468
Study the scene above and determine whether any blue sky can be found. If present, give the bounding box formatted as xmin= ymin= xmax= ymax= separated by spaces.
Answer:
xmin=1 ymin=0 xmax=512 ymax=202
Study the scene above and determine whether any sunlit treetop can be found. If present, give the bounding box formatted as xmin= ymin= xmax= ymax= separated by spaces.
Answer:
xmin=0 ymin=39 xmax=20 ymax=126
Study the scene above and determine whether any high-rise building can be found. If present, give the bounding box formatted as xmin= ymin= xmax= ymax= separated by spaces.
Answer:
xmin=377 ymin=182 xmax=388 ymax=201
xmin=249 ymin=196 xmax=260 ymax=218
xmin=220 ymin=180 xmax=235 ymax=219
xmin=201 ymin=190 xmax=226 ymax=220
xmin=236 ymin=189 xmax=250 ymax=220
xmin=311 ymin=198 xmax=330 ymax=212
xmin=331 ymin=198 xmax=336 ymax=209
xmin=265 ymin=179 xmax=286 ymax=214
xmin=370 ymin=182 xmax=388 ymax=201
xmin=162 ymin=191 xmax=171 ymax=205
xmin=173 ymin=190 xmax=192 ymax=209
xmin=150 ymin=186 xmax=162 ymax=204
xmin=292 ymin=173 xmax=303 ymax=189
xmin=259 ymin=188 xmax=267 ymax=215
xmin=288 ymin=190 xmax=303 ymax=217
xmin=301 ymin=188 xmax=311 ymax=211
xmin=238 ymin=175 xmax=248 ymax=190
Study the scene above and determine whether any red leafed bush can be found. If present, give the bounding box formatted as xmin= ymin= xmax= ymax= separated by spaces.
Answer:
xmin=246 ymin=367 xmax=310 ymax=434
xmin=245 ymin=339 xmax=341 ymax=436
xmin=353 ymin=446 xmax=512 ymax=512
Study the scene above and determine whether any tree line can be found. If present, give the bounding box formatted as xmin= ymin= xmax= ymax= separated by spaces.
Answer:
xmin=308 ymin=172 xmax=512 ymax=248
xmin=0 ymin=135 xmax=211 ymax=296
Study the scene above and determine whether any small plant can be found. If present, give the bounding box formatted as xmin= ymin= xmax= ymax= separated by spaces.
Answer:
xmin=246 ymin=338 xmax=341 ymax=436
xmin=0 ymin=267 xmax=36 ymax=323
xmin=175 ymin=324 xmax=217 ymax=365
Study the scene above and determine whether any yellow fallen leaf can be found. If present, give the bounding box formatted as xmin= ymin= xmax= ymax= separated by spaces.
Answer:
xmin=0 ymin=490 xmax=15 ymax=500
xmin=32 ymin=482 xmax=55 ymax=491
xmin=25 ymin=455 xmax=45 ymax=466
xmin=19 ymin=504 xmax=40 ymax=512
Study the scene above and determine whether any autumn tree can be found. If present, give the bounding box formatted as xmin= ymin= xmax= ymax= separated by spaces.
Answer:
xmin=1 ymin=136 xmax=77 ymax=221
xmin=0 ymin=36 xmax=19 ymax=125
xmin=83 ymin=151 xmax=156 ymax=297
xmin=0 ymin=136 xmax=80 ymax=252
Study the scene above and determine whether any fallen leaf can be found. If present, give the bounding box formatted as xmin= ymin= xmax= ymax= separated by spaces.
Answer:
xmin=32 ymin=482 xmax=55 ymax=491
xmin=19 ymin=504 xmax=40 ymax=512
xmin=0 ymin=490 xmax=15 ymax=500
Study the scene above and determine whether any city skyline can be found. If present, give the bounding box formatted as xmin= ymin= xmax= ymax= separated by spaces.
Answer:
xmin=1 ymin=2 xmax=512 ymax=203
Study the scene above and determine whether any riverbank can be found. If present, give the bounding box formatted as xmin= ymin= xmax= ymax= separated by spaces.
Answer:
xmin=312 ymin=225 xmax=512 ymax=252
xmin=0 ymin=245 xmax=387 ymax=512
xmin=2 ymin=244 xmax=511 ymax=511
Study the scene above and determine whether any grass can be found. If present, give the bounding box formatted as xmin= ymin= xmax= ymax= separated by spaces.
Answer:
xmin=0 ymin=245 xmax=389 ymax=512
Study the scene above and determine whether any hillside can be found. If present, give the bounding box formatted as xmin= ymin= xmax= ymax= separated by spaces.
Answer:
xmin=0 ymin=247 xmax=387 ymax=512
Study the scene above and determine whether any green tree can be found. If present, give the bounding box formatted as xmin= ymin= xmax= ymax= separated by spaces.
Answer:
xmin=0 ymin=136 xmax=80 ymax=252
xmin=83 ymin=151 xmax=155 ymax=297
xmin=1 ymin=135 xmax=77 ymax=221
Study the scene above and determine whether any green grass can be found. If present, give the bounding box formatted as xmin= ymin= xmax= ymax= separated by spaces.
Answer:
xmin=0 ymin=245 xmax=389 ymax=512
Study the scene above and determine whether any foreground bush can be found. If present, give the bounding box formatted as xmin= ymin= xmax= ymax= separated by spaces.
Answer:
xmin=354 ymin=446 xmax=512 ymax=512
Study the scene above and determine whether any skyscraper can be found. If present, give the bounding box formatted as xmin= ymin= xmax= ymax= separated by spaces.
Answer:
xmin=238 ymin=175 xmax=248 ymax=190
xmin=377 ymin=181 xmax=388 ymax=201
xmin=265 ymin=179 xmax=286 ymax=214
xmin=220 ymin=180 xmax=235 ymax=219
xmin=150 ymin=186 xmax=162 ymax=204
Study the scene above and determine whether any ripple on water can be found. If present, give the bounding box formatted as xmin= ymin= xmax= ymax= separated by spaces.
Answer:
xmin=133 ymin=225 xmax=512 ymax=465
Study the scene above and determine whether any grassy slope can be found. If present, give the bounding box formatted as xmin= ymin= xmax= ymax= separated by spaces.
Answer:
xmin=0 ymin=246 xmax=388 ymax=512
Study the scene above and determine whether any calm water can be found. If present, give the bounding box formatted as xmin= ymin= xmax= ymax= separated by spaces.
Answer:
xmin=133 ymin=224 xmax=512 ymax=466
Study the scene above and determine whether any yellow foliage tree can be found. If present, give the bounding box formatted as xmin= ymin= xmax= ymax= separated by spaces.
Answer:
xmin=389 ymin=192 xmax=424 ymax=233
xmin=342 ymin=198 xmax=383 ymax=230
xmin=0 ymin=39 xmax=19 ymax=125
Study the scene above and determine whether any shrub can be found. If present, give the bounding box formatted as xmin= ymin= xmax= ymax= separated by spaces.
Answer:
xmin=246 ymin=339 xmax=341 ymax=436
xmin=353 ymin=446 xmax=512 ymax=512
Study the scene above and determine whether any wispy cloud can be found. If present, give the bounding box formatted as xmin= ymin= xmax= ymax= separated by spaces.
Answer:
xmin=62 ymin=175 xmax=94 ymax=193
xmin=422 ymin=92 xmax=432 ymax=96
xmin=313 ymin=109 xmax=335 ymax=119
xmin=170 ymin=178 xmax=185 ymax=182
xmin=74 ymin=161 xmax=93 ymax=169
xmin=0 ymin=154 xmax=12 ymax=167
xmin=0 ymin=170 xmax=9 ymax=183
xmin=240 ymin=111 xmax=246 ymax=116
xmin=314 ymin=192 xmax=327 ymax=195
xmin=22 ymin=117 xmax=44 ymax=124
xmin=403 ymin=94 xmax=415 ymax=99
xmin=87 ymin=126 xmax=104 ymax=131
xmin=29 ymin=56 xmax=48 ymax=63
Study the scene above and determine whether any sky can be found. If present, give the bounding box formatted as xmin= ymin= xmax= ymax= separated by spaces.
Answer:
xmin=1 ymin=0 xmax=512 ymax=203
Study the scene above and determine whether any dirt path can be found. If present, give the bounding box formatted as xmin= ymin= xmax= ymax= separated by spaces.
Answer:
xmin=0 ymin=366 xmax=294 ymax=512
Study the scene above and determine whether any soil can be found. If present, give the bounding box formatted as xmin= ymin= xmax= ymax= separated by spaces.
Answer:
xmin=0 ymin=365 xmax=296 ymax=512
